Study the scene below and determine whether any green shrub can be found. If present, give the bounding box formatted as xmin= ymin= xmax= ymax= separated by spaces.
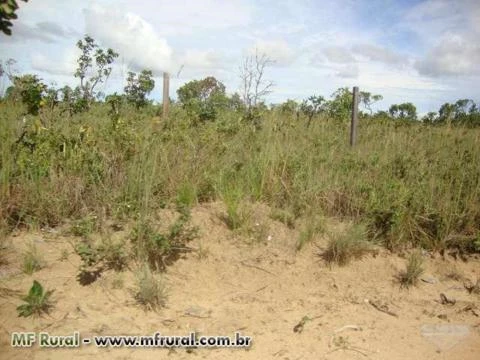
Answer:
xmin=131 ymin=211 xmax=198 ymax=271
xmin=17 ymin=280 xmax=54 ymax=318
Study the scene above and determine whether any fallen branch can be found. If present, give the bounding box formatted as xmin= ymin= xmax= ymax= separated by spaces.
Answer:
xmin=366 ymin=299 xmax=398 ymax=317
xmin=240 ymin=260 xmax=276 ymax=276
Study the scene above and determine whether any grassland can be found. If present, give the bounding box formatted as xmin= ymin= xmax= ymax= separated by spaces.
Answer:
xmin=1 ymin=102 xmax=479 ymax=259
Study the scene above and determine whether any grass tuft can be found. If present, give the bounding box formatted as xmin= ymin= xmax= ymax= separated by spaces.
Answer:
xmin=22 ymin=242 xmax=45 ymax=275
xmin=322 ymin=224 xmax=373 ymax=266
xmin=134 ymin=266 xmax=167 ymax=311
xmin=399 ymin=251 xmax=425 ymax=287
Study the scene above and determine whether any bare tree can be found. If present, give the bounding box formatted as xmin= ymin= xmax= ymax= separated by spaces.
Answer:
xmin=239 ymin=48 xmax=274 ymax=112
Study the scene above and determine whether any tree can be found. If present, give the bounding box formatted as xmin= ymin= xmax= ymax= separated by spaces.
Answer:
xmin=239 ymin=49 xmax=274 ymax=113
xmin=0 ymin=0 xmax=28 ymax=35
xmin=6 ymin=74 xmax=47 ymax=115
xmin=326 ymin=87 xmax=352 ymax=120
xmin=300 ymin=95 xmax=325 ymax=127
xmin=59 ymin=85 xmax=87 ymax=115
xmin=437 ymin=102 xmax=455 ymax=124
xmin=437 ymin=99 xmax=480 ymax=126
xmin=177 ymin=76 xmax=228 ymax=121
xmin=359 ymin=91 xmax=383 ymax=115
xmin=74 ymin=35 xmax=119 ymax=107
xmin=280 ymin=99 xmax=299 ymax=116
xmin=124 ymin=70 xmax=155 ymax=108
xmin=422 ymin=112 xmax=437 ymax=124
xmin=228 ymin=92 xmax=245 ymax=112
xmin=389 ymin=102 xmax=417 ymax=121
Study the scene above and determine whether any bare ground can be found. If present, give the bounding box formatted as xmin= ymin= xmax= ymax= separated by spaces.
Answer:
xmin=1 ymin=202 xmax=479 ymax=359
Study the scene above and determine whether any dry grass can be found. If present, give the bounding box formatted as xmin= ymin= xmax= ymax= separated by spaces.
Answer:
xmin=322 ymin=225 xmax=373 ymax=266
xmin=22 ymin=242 xmax=45 ymax=275
xmin=133 ymin=266 xmax=167 ymax=310
xmin=399 ymin=251 xmax=425 ymax=287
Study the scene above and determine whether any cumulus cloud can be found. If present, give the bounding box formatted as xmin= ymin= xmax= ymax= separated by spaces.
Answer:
xmin=323 ymin=46 xmax=355 ymax=64
xmin=415 ymin=35 xmax=480 ymax=77
xmin=352 ymin=44 xmax=407 ymax=66
xmin=83 ymin=4 xmax=174 ymax=74
xmin=249 ymin=39 xmax=295 ymax=66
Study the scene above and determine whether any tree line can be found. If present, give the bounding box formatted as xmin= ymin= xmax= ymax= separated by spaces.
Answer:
xmin=1 ymin=34 xmax=479 ymax=128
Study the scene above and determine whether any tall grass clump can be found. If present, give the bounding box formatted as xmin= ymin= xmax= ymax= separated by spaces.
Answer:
xmin=134 ymin=265 xmax=167 ymax=310
xmin=323 ymin=224 xmax=373 ymax=265
xmin=399 ymin=251 xmax=425 ymax=287
xmin=22 ymin=242 xmax=45 ymax=275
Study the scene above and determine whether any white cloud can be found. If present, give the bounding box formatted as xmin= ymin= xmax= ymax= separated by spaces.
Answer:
xmin=336 ymin=65 xmax=359 ymax=79
xmin=323 ymin=46 xmax=355 ymax=64
xmin=403 ymin=0 xmax=467 ymax=42
xmin=83 ymin=4 xmax=174 ymax=74
xmin=415 ymin=34 xmax=480 ymax=77
xmin=122 ymin=0 xmax=253 ymax=35
xmin=178 ymin=49 xmax=223 ymax=70
xmin=31 ymin=51 xmax=77 ymax=77
xmin=249 ymin=39 xmax=295 ymax=66
xmin=352 ymin=44 xmax=407 ymax=66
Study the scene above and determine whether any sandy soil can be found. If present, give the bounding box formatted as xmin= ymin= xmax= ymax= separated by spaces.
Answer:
xmin=1 ymin=203 xmax=479 ymax=359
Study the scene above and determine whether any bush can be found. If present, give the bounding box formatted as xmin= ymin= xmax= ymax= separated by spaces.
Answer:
xmin=131 ymin=211 xmax=198 ymax=271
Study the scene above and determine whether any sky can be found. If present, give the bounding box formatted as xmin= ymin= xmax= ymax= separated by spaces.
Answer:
xmin=1 ymin=0 xmax=480 ymax=114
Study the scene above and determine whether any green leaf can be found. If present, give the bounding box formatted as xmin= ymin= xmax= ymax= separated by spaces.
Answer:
xmin=29 ymin=280 xmax=43 ymax=298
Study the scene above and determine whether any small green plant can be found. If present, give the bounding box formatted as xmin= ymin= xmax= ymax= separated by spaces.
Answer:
xmin=75 ymin=241 xmax=99 ymax=267
xmin=323 ymin=224 xmax=372 ymax=265
xmin=97 ymin=238 xmax=129 ymax=271
xmin=74 ymin=237 xmax=128 ymax=285
xmin=22 ymin=243 xmax=44 ymax=275
xmin=176 ymin=181 xmax=197 ymax=210
xmin=399 ymin=251 xmax=425 ymax=287
xmin=17 ymin=280 xmax=54 ymax=318
xmin=134 ymin=266 xmax=167 ymax=310
xmin=71 ymin=215 xmax=97 ymax=238
xmin=131 ymin=212 xmax=198 ymax=271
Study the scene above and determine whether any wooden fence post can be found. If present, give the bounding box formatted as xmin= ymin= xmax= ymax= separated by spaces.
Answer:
xmin=350 ymin=86 xmax=359 ymax=147
xmin=162 ymin=72 xmax=170 ymax=119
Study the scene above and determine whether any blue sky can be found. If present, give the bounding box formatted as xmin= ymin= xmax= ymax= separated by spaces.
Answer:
xmin=1 ymin=0 xmax=479 ymax=114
